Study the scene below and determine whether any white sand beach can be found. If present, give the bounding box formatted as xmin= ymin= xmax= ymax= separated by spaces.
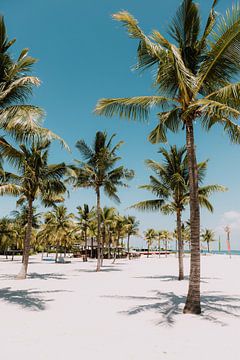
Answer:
xmin=0 ymin=254 xmax=239 ymax=360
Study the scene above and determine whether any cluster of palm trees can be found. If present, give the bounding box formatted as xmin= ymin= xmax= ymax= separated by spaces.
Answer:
xmin=94 ymin=0 xmax=240 ymax=313
xmin=0 ymin=204 xmax=140 ymax=264
xmin=144 ymin=226 xmax=216 ymax=257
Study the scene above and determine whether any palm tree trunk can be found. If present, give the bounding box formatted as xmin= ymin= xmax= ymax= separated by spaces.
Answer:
xmin=55 ymin=245 xmax=59 ymax=262
xmin=177 ymin=208 xmax=184 ymax=280
xmin=96 ymin=187 xmax=101 ymax=271
xmin=108 ymin=235 xmax=111 ymax=259
xmin=112 ymin=247 xmax=116 ymax=263
xmin=84 ymin=228 xmax=88 ymax=261
xmin=158 ymin=239 xmax=161 ymax=258
xmin=165 ymin=240 xmax=167 ymax=257
xmin=147 ymin=243 xmax=149 ymax=258
xmin=112 ymin=236 xmax=119 ymax=264
xmin=16 ymin=198 xmax=33 ymax=279
xmin=183 ymin=120 xmax=201 ymax=314
xmin=127 ymin=233 xmax=130 ymax=259
xmin=101 ymin=230 xmax=105 ymax=266
xmin=90 ymin=237 xmax=93 ymax=258
xmin=207 ymin=241 xmax=210 ymax=253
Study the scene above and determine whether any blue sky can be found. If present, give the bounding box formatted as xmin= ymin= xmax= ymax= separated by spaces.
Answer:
xmin=1 ymin=0 xmax=240 ymax=250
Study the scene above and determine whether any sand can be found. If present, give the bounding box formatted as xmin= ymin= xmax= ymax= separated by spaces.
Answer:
xmin=0 ymin=253 xmax=239 ymax=360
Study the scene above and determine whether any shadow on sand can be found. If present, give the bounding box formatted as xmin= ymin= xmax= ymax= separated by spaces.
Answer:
xmin=0 ymin=272 xmax=67 ymax=281
xmin=134 ymin=275 xmax=220 ymax=283
xmin=103 ymin=290 xmax=240 ymax=327
xmin=0 ymin=287 xmax=68 ymax=311
xmin=75 ymin=266 xmax=123 ymax=273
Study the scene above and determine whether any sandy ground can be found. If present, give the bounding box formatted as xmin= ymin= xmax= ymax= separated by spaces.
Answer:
xmin=0 ymin=253 xmax=239 ymax=360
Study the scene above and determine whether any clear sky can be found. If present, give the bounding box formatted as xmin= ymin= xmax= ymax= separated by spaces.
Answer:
xmin=1 ymin=0 xmax=240 ymax=250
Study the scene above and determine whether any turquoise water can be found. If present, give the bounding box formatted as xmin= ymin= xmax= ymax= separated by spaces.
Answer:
xmin=201 ymin=250 xmax=240 ymax=255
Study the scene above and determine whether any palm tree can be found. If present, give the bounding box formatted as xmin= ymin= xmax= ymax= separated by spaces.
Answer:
xmin=95 ymin=1 xmax=240 ymax=313
xmin=144 ymin=229 xmax=156 ymax=257
xmin=111 ymin=213 xmax=126 ymax=263
xmin=0 ymin=138 xmax=67 ymax=278
xmin=201 ymin=228 xmax=215 ymax=253
xmin=69 ymin=131 xmax=134 ymax=271
xmin=0 ymin=16 xmax=44 ymax=137
xmin=100 ymin=206 xmax=116 ymax=263
xmin=75 ymin=204 xmax=94 ymax=261
xmin=131 ymin=145 xmax=225 ymax=279
xmin=40 ymin=205 xmax=76 ymax=261
xmin=11 ymin=205 xmax=42 ymax=259
xmin=0 ymin=217 xmax=17 ymax=259
xmin=159 ymin=230 xmax=172 ymax=257
xmin=123 ymin=215 xmax=139 ymax=258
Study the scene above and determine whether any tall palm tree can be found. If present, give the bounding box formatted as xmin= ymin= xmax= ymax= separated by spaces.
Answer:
xmin=132 ymin=145 xmax=225 ymax=279
xmin=144 ymin=229 xmax=157 ymax=257
xmin=123 ymin=215 xmax=140 ymax=258
xmin=201 ymin=228 xmax=215 ymax=253
xmin=75 ymin=204 xmax=94 ymax=261
xmin=0 ymin=138 xmax=67 ymax=278
xmin=94 ymin=0 xmax=240 ymax=312
xmin=69 ymin=131 xmax=134 ymax=271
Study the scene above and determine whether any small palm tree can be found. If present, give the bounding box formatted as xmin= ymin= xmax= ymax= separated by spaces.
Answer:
xmin=201 ymin=228 xmax=215 ymax=253
xmin=75 ymin=204 xmax=94 ymax=261
xmin=0 ymin=138 xmax=67 ymax=278
xmin=159 ymin=230 xmax=172 ymax=257
xmin=100 ymin=206 xmax=116 ymax=263
xmin=123 ymin=215 xmax=140 ymax=258
xmin=69 ymin=131 xmax=134 ymax=271
xmin=144 ymin=229 xmax=157 ymax=257
xmin=40 ymin=205 xmax=76 ymax=260
xmin=95 ymin=0 xmax=240 ymax=314
xmin=0 ymin=217 xmax=17 ymax=259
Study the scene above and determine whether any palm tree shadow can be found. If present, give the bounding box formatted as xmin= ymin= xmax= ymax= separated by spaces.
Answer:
xmin=0 ymin=287 xmax=68 ymax=311
xmin=134 ymin=275 xmax=220 ymax=284
xmin=75 ymin=267 xmax=122 ymax=273
xmin=28 ymin=272 xmax=67 ymax=280
xmin=0 ymin=272 xmax=67 ymax=281
xmin=104 ymin=291 xmax=240 ymax=326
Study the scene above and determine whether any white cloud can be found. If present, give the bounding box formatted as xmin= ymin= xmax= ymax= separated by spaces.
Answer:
xmin=215 ymin=210 xmax=240 ymax=234
xmin=223 ymin=211 xmax=240 ymax=220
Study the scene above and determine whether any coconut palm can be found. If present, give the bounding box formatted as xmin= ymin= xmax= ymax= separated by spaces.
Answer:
xmin=123 ymin=215 xmax=140 ymax=258
xmin=75 ymin=204 xmax=95 ymax=261
xmin=131 ymin=145 xmax=225 ymax=280
xmin=201 ymin=228 xmax=215 ymax=253
xmin=111 ymin=213 xmax=127 ymax=263
xmin=159 ymin=230 xmax=172 ymax=257
xmin=100 ymin=206 xmax=116 ymax=263
xmin=0 ymin=16 xmax=45 ymax=138
xmin=144 ymin=229 xmax=157 ymax=257
xmin=69 ymin=131 xmax=134 ymax=271
xmin=0 ymin=138 xmax=67 ymax=278
xmin=40 ymin=205 xmax=76 ymax=261
xmin=0 ymin=217 xmax=17 ymax=258
xmin=95 ymin=0 xmax=240 ymax=313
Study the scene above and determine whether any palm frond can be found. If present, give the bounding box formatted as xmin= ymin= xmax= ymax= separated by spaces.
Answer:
xmin=95 ymin=96 xmax=173 ymax=122
xmin=130 ymin=199 xmax=164 ymax=212
xmin=196 ymin=4 xmax=240 ymax=94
